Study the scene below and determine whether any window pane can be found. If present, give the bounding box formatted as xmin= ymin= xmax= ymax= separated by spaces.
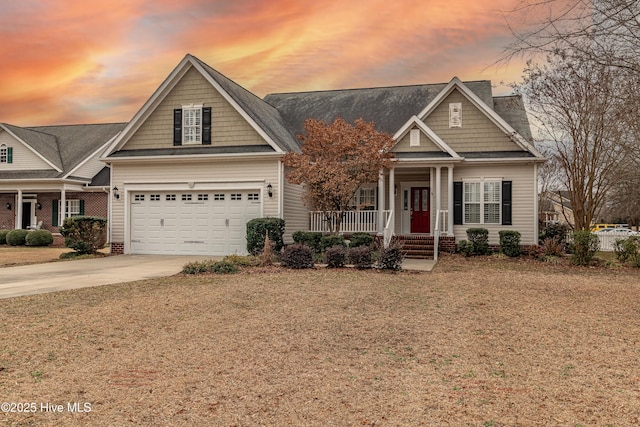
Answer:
xmin=422 ymin=189 xmax=428 ymax=211
xmin=413 ymin=189 xmax=419 ymax=211
xmin=464 ymin=182 xmax=480 ymax=203
xmin=484 ymin=181 xmax=500 ymax=203
xmin=465 ymin=203 xmax=480 ymax=223
xmin=484 ymin=203 xmax=500 ymax=223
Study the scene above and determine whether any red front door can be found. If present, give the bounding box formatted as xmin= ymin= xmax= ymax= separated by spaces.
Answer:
xmin=410 ymin=187 xmax=430 ymax=233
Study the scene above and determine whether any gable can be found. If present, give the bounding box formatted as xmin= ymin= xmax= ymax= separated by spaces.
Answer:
xmin=424 ymin=89 xmax=524 ymax=153
xmin=0 ymin=128 xmax=54 ymax=171
xmin=121 ymin=66 xmax=270 ymax=151
xmin=394 ymin=127 xmax=447 ymax=153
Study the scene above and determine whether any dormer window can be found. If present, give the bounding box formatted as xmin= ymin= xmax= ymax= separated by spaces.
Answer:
xmin=0 ymin=144 xmax=12 ymax=163
xmin=173 ymin=105 xmax=212 ymax=146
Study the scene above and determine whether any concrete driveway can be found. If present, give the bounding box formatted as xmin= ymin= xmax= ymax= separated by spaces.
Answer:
xmin=0 ymin=255 xmax=204 ymax=299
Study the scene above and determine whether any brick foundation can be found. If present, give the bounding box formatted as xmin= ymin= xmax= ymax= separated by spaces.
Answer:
xmin=438 ymin=236 xmax=456 ymax=253
xmin=111 ymin=242 xmax=124 ymax=255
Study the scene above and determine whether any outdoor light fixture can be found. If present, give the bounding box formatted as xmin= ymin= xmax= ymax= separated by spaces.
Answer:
xmin=113 ymin=186 xmax=120 ymax=200
xmin=36 ymin=202 xmax=42 ymax=210
xmin=5 ymin=203 xmax=11 ymax=210
xmin=267 ymin=183 xmax=273 ymax=198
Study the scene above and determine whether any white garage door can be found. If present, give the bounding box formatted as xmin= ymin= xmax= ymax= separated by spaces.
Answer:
xmin=130 ymin=190 xmax=261 ymax=255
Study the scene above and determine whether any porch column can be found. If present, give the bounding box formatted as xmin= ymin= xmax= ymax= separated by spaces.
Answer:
xmin=447 ymin=166 xmax=454 ymax=235
xmin=60 ymin=188 xmax=66 ymax=227
xmin=435 ymin=166 xmax=442 ymax=230
xmin=388 ymin=167 xmax=395 ymax=233
xmin=16 ymin=189 xmax=22 ymax=229
xmin=378 ymin=169 xmax=385 ymax=232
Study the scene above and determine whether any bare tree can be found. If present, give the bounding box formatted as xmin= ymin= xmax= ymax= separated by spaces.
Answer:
xmin=515 ymin=54 xmax=634 ymax=230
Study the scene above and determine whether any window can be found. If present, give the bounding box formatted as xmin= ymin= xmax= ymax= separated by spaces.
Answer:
xmin=409 ymin=129 xmax=420 ymax=147
xmin=181 ymin=194 xmax=192 ymax=201
xmin=248 ymin=193 xmax=259 ymax=201
xmin=449 ymin=102 xmax=462 ymax=128
xmin=0 ymin=144 xmax=11 ymax=164
xmin=134 ymin=195 xmax=145 ymax=202
xmin=231 ymin=193 xmax=242 ymax=201
xmin=197 ymin=194 xmax=208 ymax=201
xmin=214 ymin=194 xmax=225 ymax=201
xmin=60 ymin=199 xmax=82 ymax=217
xmin=463 ymin=180 xmax=501 ymax=224
xmin=166 ymin=194 xmax=176 ymax=201
xmin=150 ymin=194 xmax=161 ymax=201
xmin=350 ymin=186 xmax=376 ymax=210
xmin=182 ymin=106 xmax=202 ymax=144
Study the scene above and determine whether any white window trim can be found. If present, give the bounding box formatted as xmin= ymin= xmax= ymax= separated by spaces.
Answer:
xmin=409 ymin=129 xmax=420 ymax=147
xmin=349 ymin=185 xmax=377 ymax=211
xmin=60 ymin=199 xmax=81 ymax=218
xmin=0 ymin=144 xmax=7 ymax=163
xmin=463 ymin=179 xmax=502 ymax=225
xmin=182 ymin=104 xmax=203 ymax=145
xmin=449 ymin=102 xmax=462 ymax=128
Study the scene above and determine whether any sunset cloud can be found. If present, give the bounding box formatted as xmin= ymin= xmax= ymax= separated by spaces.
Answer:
xmin=0 ymin=0 xmax=529 ymax=126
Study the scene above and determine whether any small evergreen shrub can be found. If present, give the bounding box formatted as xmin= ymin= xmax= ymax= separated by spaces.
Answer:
xmin=539 ymin=223 xmax=569 ymax=245
xmin=613 ymin=236 xmax=640 ymax=267
xmin=0 ymin=229 xmax=10 ymax=245
xmin=211 ymin=261 xmax=239 ymax=274
xmin=182 ymin=260 xmax=211 ymax=274
xmin=321 ymin=235 xmax=346 ymax=252
xmin=246 ymin=217 xmax=285 ymax=255
xmin=466 ymin=228 xmax=489 ymax=255
xmin=325 ymin=245 xmax=347 ymax=268
xmin=25 ymin=230 xmax=54 ymax=247
xmin=348 ymin=245 xmax=373 ymax=269
xmin=499 ymin=230 xmax=521 ymax=257
xmin=569 ymin=230 xmax=599 ymax=266
xmin=377 ymin=240 xmax=405 ymax=271
xmin=349 ymin=232 xmax=374 ymax=248
xmin=281 ymin=243 xmax=314 ymax=269
xmin=6 ymin=229 xmax=29 ymax=246
xmin=292 ymin=231 xmax=323 ymax=253
xmin=456 ymin=240 xmax=474 ymax=257
xmin=60 ymin=216 xmax=107 ymax=254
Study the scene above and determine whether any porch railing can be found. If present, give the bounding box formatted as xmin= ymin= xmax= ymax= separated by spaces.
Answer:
xmin=310 ymin=210 xmax=391 ymax=233
xmin=383 ymin=210 xmax=394 ymax=248
xmin=433 ymin=209 xmax=449 ymax=261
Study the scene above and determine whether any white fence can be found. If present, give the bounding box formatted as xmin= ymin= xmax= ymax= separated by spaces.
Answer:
xmin=595 ymin=232 xmax=636 ymax=252
xmin=310 ymin=210 xmax=391 ymax=233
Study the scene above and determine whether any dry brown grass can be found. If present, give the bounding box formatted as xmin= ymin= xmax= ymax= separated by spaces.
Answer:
xmin=0 ymin=247 xmax=69 ymax=267
xmin=1 ymin=254 xmax=639 ymax=426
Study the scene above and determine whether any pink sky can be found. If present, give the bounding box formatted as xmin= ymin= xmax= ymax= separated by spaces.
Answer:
xmin=0 ymin=0 xmax=531 ymax=126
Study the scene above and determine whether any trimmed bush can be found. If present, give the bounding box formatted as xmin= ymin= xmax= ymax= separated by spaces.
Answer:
xmin=182 ymin=260 xmax=211 ymax=274
xmin=25 ymin=230 xmax=54 ymax=247
xmin=325 ymin=245 xmax=346 ymax=268
xmin=211 ymin=261 xmax=239 ymax=274
xmin=466 ymin=228 xmax=489 ymax=255
xmin=348 ymin=245 xmax=373 ymax=269
xmin=6 ymin=229 xmax=29 ymax=246
xmin=246 ymin=217 xmax=285 ymax=255
xmin=60 ymin=216 xmax=107 ymax=254
xmin=377 ymin=241 xmax=405 ymax=271
xmin=569 ymin=230 xmax=599 ymax=266
xmin=456 ymin=239 xmax=474 ymax=257
xmin=499 ymin=230 xmax=521 ymax=257
xmin=540 ymin=223 xmax=569 ymax=245
xmin=613 ymin=236 xmax=640 ymax=267
xmin=0 ymin=229 xmax=10 ymax=245
xmin=320 ymin=234 xmax=346 ymax=252
xmin=281 ymin=243 xmax=314 ymax=269
xmin=349 ymin=232 xmax=374 ymax=248
xmin=292 ymin=231 xmax=323 ymax=253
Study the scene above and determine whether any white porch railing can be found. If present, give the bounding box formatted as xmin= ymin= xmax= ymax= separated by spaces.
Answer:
xmin=433 ymin=209 xmax=449 ymax=261
xmin=310 ymin=210 xmax=391 ymax=233
xmin=383 ymin=210 xmax=394 ymax=248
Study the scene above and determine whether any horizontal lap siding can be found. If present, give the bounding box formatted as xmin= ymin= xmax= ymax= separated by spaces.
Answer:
xmin=394 ymin=130 xmax=443 ymax=153
xmin=452 ymin=163 xmax=537 ymax=245
xmin=110 ymin=159 xmax=280 ymax=243
xmin=282 ymin=167 xmax=308 ymax=243
xmin=0 ymin=131 xmax=52 ymax=170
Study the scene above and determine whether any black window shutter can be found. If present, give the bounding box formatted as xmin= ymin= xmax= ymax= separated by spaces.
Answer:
xmin=453 ymin=182 xmax=463 ymax=225
xmin=52 ymin=200 xmax=59 ymax=227
xmin=202 ymin=107 xmax=212 ymax=145
xmin=502 ymin=181 xmax=512 ymax=225
xmin=173 ymin=109 xmax=182 ymax=146
xmin=79 ymin=200 xmax=85 ymax=216
xmin=7 ymin=147 xmax=12 ymax=163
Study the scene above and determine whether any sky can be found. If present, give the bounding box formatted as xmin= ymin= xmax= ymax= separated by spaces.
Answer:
xmin=0 ymin=0 xmax=533 ymax=126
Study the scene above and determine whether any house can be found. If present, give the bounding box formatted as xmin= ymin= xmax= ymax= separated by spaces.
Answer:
xmin=539 ymin=190 xmax=574 ymax=228
xmin=0 ymin=123 xmax=126 ymax=238
xmin=102 ymin=54 xmax=545 ymax=256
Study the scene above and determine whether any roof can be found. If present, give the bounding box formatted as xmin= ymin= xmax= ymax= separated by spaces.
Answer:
xmin=264 ymin=80 xmax=512 ymax=138
xmin=0 ymin=122 xmax=126 ymax=178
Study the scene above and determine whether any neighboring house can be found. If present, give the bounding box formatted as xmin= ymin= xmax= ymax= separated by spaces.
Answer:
xmin=102 ymin=54 xmax=545 ymax=256
xmin=539 ymin=190 xmax=574 ymax=228
xmin=0 ymin=123 xmax=126 ymax=236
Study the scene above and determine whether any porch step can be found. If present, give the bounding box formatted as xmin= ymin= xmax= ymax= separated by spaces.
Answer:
xmin=396 ymin=235 xmax=435 ymax=259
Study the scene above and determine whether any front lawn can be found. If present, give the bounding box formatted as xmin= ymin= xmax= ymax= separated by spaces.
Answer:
xmin=0 ymin=246 xmax=69 ymax=267
xmin=1 ymin=255 xmax=639 ymax=425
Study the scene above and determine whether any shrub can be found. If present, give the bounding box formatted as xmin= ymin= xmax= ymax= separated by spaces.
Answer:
xmin=6 ymin=229 xmax=29 ymax=246
xmin=540 ymin=223 xmax=570 ymax=245
xmin=349 ymin=232 xmax=374 ymax=248
xmin=292 ymin=231 xmax=323 ymax=253
xmin=456 ymin=239 xmax=474 ymax=257
xmin=466 ymin=228 xmax=489 ymax=255
xmin=321 ymin=235 xmax=346 ymax=252
xmin=25 ymin=230 xmax=54 ymax=247
xmin=325 ymin=245 xmax=347 ymax=268
xmin=0 ymin=229 xmax=10 ymax=245
xmin=348 ymin=245 xmax=373 ymax=269
xmin=281 ymin=243 xmax=314 ymax=269
xmin=613 ymin=236 xmax=640 ymax=267
xmin=60 ymin=216 xmax=107 ymax=254
xmin=211 ymin=261 xmax=239 ymax=274
xmin=246 ymin=218 xmax=285 ymax=255
xmin=223 ymin=254 xmax=259 ymax=267
xmin=540 ymin=237 xmax=565 ymax=257
xmin=377 ymin=240 xmax=405 ymax=271
xmin=182 ymin=260 xmax=211 ymax=274
xmin=569 ymin=230 xmax=599 ymax=266
xmin=499 ymin=230 xmax=521 ymax=257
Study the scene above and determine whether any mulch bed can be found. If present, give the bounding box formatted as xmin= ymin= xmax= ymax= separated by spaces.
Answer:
xmin=1 ymin=255 xmax=639 ymax=426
